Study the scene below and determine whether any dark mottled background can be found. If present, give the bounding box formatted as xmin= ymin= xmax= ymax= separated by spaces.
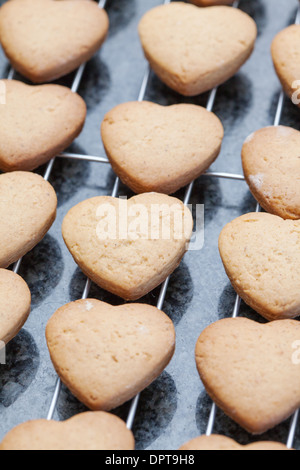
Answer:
xmin=0 ymin=0 xmax=299 ymax=451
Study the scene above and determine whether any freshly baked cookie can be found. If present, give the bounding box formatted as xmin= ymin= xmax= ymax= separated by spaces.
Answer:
xmin=0 ymin=172 xmax=57 ymax=268
xmin=189 ymin=0 xmax=234 ymax=5
xmin=0 ymin=80 xmax=86 ymax=172
xmin=139 ymin=3 xmax=257 ymax=96
xmin=46 ymin=299 xmax=176 ymax=411
xmin=101 ymin=101 xmax=224 ymax=194
xmin=242 ymin=126 xmax=300 ymax=220
xmin=0 ymin=269 xmax=31 ymax=345
xmin=0 ymin=0 xmax=109 ymax=83
xmin=62 ymin=193 xmax=193 ymax=300
xmin=0 ymin=412 xmax=134 ymax=450
xmin=272 ymin=25 xmax=300 ymax=106
xmin=179 ymin=435 xmax=291 ymax=451
xmin=219 ymin=212 xmax=300 ymax=321
xmin=195 ymin=318 xmax=300 ymax=434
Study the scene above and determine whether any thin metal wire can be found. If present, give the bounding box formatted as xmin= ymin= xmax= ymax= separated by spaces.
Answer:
xmin=58 ymin=151 xmax=109 ymax=164
xmin=58 ymin=152 xmax=246 ymax=182
xmin=287 ymin=410 xmax=299 ymax=449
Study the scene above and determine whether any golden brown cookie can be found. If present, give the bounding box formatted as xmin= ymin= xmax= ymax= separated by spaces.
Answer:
xmin=195 ymin=318 xmax=300 ymax=434
xmin=242 ymin=126 xmax=300 ymax=220
xmin=46 ymin=299 xmax=176 ymax=411
xmin=179 ymin=435 xmax=291 ymax=450
xmin=0 ymin=80 xmax=86 ymax=172
xmin=101 ymin=101 xmax=224 ymax=194
xmin=0 ymin=412 xmax=134 ymax=450
xmin=139 ymin=3 xmax=257 ymax=96
xmin=0 ymin=171 xmax=57 ymax=268
xmin=62 ymin=193 xmax=193 ymax=300
xmin=271 ymin=25 xmax=300 ymax=106
xmin=219 ymin=212 xmax=300 ymax=321
xmin=0 ymin=269 xmax=31 ymax=344
xmin=0 ymin=0 xmax=109 ymax=83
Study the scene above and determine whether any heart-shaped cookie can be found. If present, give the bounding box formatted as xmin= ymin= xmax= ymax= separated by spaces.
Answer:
xmin=219 ymin=212 xmax=300 ymax=321
xmin=0 ymin=411 xmax=134 ymax=450
xmin=62 ymin=193 xmax=193 ymax=300
xmin=179 ymin=435 xmax=291 ymax=451
xmin=272 ymin=25 xmax=300 ymax=106
xmin=101 ymin=102 xmax=224 ymax=194
xmin=0 ymin=269 xmax=31 ymax=345
xmin=0 ymin=0 xmax=109 ymax=83
xmin=242 ymin=126 xmax=300 ymax=220
xmin=0 ymin=172 xmax=57 ymax=268
xmin=46 ymin=299 xmax=176 ymax=411
xmin=195 ymin=318 xmax=300 ymax=434
xmin=0 ymin=80 xmax=86 ymax=172
xmin=139 ymin=3 xmax=257 ymax=96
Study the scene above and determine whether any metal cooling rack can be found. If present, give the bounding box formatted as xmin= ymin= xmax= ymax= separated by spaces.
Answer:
xmin=1 ymin=0 xmax=300 ymax=450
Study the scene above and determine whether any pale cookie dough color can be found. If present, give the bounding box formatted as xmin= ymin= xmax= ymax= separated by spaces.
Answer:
xmin=0 ymin=0 xmax=109 ymax=83
xmin=271 ymin=25 xmax=300 ymax=105
xmin=189 ymin=0 xmax=234 ymax=5
xmin=0 ymin=412 xmax=135 ymax=450
xmin=0 ymin=80 xmax=86 ymax=172
xmin=138 ymin=3 xmax=257 ymax=96
xmin=242 ymin=126 xmax=300 ymax=220
xmin=0 ymin=269 xmax=31 ymax=345
xmin=219 ymin=212 xmax=300 ymax=321
xmin=195 ymin=318 xmax=300 ymax=434
xmin=179 ymin=435 xmax=291 ymax=450
xmin=46 ymin=300 xmax=176 ymax=411
xmin=101 ymin=102 xmax=224 ymax=195
xmin=62 ymin=193 xmax=193 ymax=300
xmin=0 ymin=172 xmax=57 ymax=268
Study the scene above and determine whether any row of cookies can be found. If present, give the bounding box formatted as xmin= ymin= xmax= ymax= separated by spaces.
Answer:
xmin=0 ymin=0 xmax=292 ymax=452
xmin=0 ymin=0 xmax=110 ymax=355
xmin=185 ymin=11 xmax=300 ymax=449
xmin=42 ymin=7 xmax=260 ymax=452
xmin=0 ymin=0 xmax=270 ymax=452
xmin=0 ymin=0 xmax=109 ymax=360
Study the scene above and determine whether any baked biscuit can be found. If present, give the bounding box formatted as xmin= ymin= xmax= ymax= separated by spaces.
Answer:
xmin=101 ymin=101 xmax=224 ymax=194
xmin=242 ymin=126 xmax=300 ymax=220
xmin=0 ymin=269 xmax=31 ymax=345
xmin=219 ymin=212 xmax=300 ymax=321
xmin=0 ymin=412 xmax=134 ymax=450
xmin=195 ymin=318 xmax=300 ymax=434
xmin=179 ymin=435 xmax=291 ymax=450
xmin=139 ymin=3 xmax=257 ymax=96
xmin=0 ymin=172 xmax=57 ymax=268
xmin=0 ymin=80 xmax=86 ymax=172
xmin=0 ymin=0 xmax=109 ymax=83
xmin=271 ymin=25 xmax=300 ymax=106
xmin=62 ymin=193 xmax=193 ymax=300
xmin=46 ymin=299 xmax=176 ymax=411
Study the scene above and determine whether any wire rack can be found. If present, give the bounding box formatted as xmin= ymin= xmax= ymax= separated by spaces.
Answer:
xmin=1 ymin=0 xmax=300 ymax=450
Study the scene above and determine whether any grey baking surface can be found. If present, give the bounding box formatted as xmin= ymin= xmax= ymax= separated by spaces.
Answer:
xmin=0 ymin=0 xmax=299 ymax=451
